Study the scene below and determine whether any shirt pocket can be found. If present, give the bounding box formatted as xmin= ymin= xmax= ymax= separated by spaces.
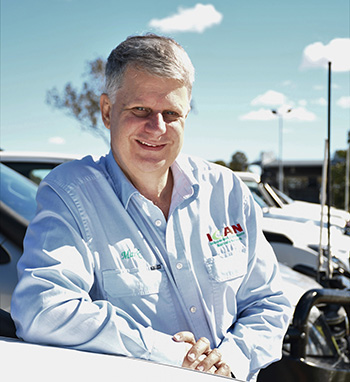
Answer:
xmin=102 ymin=267 xmax=165 ymax=298
xmin=205 ymin=249 xmax=247 ymax=282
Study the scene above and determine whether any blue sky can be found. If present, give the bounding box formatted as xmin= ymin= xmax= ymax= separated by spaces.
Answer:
xmin=1 ymin=0 xmax=349 ymax=165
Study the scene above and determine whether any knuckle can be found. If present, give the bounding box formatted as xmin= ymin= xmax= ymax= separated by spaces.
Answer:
xmin=211 ymin=348 xmax=222 ymax=358
xmin=199 ymin=337 xmax=210 ymax=345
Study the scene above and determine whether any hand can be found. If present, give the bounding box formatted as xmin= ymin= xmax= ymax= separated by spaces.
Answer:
xmin=173 ymin=331 xmax=231 ymax=377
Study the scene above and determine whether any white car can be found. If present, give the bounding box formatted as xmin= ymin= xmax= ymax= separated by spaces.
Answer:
xmin=274 ymin=186 xmax=350 ymax=235
xmin=1 ymin=264 xmax=349 ymax=382
xmin=0 ymin=151 xmax=85 ymax=184
xmin=236 ymin=171 xmax=350 ymax=233
xmin=236 ymin=171 xmax=350 ymax=274
xmin=0 ymin=335 xmax=241 ymax=382
xmin=263 ymin=213 xmax=350 ymax=276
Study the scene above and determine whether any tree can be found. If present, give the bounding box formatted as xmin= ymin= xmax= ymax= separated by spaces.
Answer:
xmin=213 ymin=160 xmax=227 ymax=167
xmin=46 ymin=58 xmax=109 ymax=145
xmin=331 ymin=150 xmax=348 ymax=210
xmin=228 ymin=151 xmax=248 ymax=171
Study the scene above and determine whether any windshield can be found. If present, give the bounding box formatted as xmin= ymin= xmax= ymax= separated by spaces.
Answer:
xmin=251 ymin=191 xmax=269 ymax=208
xmin=243 ymin=180 xmax=276 ymax=207
xmin=272 ymin=186 xmax=295 ymax=204
xmin=0 ymin=163 xmax=38 ymax=221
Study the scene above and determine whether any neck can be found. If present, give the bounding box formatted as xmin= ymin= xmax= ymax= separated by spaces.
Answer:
xmin=133 ymin=169 xmax=174 ymax=220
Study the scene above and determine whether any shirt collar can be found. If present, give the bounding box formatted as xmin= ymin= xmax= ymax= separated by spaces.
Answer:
xmin=104 ymin=150 xmax=199 ymax=210
xmin=105 ymin=150 xmax=139 ymax=209
xmin=170 ymin=156 xmax=197 ymax=202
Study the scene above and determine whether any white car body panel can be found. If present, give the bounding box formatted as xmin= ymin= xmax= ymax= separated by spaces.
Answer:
xmin=235 ymin=171 xmax=350 ymax=230
xmin=0 ymin=336 xmax=237 ymax=381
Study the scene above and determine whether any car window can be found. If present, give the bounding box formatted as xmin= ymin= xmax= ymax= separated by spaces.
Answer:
xmin=0 ymin=164 xmax=38 ymax=221
xmin=30 ymin=169 xmax=52 ymax=184
xmin=1 ymin=162 xmax=57 ymax=185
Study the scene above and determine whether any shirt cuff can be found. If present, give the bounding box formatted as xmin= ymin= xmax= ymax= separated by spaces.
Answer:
xmin=218 ymin=337 xmax=252 ymax=381
xmin=147 ymin=330 xmax=191 ymax=367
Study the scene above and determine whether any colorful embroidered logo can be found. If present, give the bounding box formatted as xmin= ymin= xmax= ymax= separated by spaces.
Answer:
xmin=206 ymin=223 xmax=245 ymax=247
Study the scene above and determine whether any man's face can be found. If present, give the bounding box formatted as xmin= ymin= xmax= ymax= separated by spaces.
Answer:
xmin=100 ymin=67 xmax=190 ymax=185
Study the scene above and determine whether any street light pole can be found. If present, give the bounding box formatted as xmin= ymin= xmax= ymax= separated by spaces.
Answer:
xmin=345 ymin=130 xmax=350 ymax=212
xmin=271 ymin=108 xmax=292 ymax=192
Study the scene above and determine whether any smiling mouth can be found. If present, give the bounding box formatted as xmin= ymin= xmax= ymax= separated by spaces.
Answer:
xmin=137 ymin=140 xmax=164 ymax=148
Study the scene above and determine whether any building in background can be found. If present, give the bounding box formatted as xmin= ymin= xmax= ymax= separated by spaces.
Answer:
xmin=260 ymin=159 xmax=323 ymax=203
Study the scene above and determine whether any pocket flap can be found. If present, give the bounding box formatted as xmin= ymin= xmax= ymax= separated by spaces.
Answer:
xmin=205 ymin=253 xmax=247 ymax=282
xmin=102 ymin=268 xmax=163 ymax=298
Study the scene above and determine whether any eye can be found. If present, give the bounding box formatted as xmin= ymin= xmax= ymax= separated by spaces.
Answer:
xmin=162 ymin=110 xmax=180 ymax=122
xmin=132 ymin=107 xmax=151 ymax=117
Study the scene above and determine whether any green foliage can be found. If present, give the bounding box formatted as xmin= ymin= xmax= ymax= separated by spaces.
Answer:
xmin=331 ymin=150 xmax=349 ymax=210
xmin=213 ymin=151 xmax=249 ymax=171
xmin=46 ymin=58 xmax=109 ymax=145
xmin=213 ymin=160 xmax=227 ymax=167
xmin=228 ymin=151 xmax=248 ymax=171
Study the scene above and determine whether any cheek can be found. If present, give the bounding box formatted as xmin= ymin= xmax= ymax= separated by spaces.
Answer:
xmin=174 ymin=123 xmax=185 ymax=142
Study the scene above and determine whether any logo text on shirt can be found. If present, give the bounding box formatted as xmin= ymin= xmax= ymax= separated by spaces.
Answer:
xmin=120 ymin=248 xmax=143 ymax=260
xmin=206 ymin=224 xmax=245 ymax=247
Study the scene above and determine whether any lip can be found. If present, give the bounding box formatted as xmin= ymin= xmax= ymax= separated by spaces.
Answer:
xmin=136 ymin=139 xmax=166 ymax=151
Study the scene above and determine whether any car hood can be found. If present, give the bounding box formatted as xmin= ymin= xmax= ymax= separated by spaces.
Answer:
xmin=278 ymin=263 xmax=321 ymax=308
xmin=266 ymin=203 xmax=346 ymax=229
xmin=0 ymin=336 xmax=243 ymax=381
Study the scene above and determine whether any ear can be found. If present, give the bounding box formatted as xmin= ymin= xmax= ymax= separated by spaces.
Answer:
xmin=100 ymin=93 xmax=112 ymax=130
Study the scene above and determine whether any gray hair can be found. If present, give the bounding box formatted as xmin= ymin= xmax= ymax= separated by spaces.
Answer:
xmin=104 ymin=34 xmax=195 ymax=102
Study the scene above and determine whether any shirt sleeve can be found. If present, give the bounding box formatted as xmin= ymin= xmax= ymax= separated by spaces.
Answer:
xmin=11 ymin=181 xmax=190 ymax=367
xmin=218 ymin=193 xmax=292 ymax=381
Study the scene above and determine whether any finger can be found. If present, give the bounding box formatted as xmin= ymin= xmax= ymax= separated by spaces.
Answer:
xmin=183 ymin=337 xmax=211 ymax=368
xmin=214 ymin=362 xmax=231 ymax=377
xmin=195 ymin=348 xmax=222 ymax=372
xmin=173 ymin=331 xmax=196 ymax=345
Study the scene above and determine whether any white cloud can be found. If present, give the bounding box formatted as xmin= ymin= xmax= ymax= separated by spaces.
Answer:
xmin=301 ymin=38 xmax=350 ymax=72
xmin=311 ymin=97 xmax=327 ymax=106
xmin=337 ymin=96 xmax=350 ymax=108
xmin=240 ymin=106 xmax=316 ymax=122
xmin=239 ymin=108 xmax=276 ymax=121
xmin=251 ymin=90 xmax=288 ymax=106
xmin=242 ymin=90 xmax=317 ymax=122
xmin=287 ymin=107 xmax=317 ymax=122
xmin=49 ymin=136 xmax=66 ymax=145
xmin=148 ymin=4 xmax=223 ymax=33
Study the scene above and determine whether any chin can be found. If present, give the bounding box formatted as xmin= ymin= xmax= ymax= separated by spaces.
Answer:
xmin=136 ymin=158 xmax=170 ymax=174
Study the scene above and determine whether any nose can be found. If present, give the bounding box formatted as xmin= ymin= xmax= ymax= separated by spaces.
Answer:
xmin=145 ymin=112 xmax=166 ymax=135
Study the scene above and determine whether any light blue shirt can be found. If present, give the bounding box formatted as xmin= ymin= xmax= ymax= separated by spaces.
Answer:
xmin=11 ymin=151 xmax=291 ymax=381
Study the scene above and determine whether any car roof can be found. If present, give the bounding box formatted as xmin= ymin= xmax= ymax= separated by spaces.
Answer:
xmin=0 ymin=151 xmax=87 ymax=164
xmin=234 ymin=171 xmax=261 ymax=183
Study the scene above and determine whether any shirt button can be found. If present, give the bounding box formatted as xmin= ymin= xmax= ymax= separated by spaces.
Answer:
xmin=176 ymin=262 xmax=183 ymax=270
xmin=155 ymin=219 xmax=162 ymax=227
xmin=190 ymin=306 xmax=197 ymax=314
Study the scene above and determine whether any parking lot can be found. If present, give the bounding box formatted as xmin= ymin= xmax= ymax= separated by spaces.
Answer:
xmin=1 ymin=152 xmax=349 ymax=381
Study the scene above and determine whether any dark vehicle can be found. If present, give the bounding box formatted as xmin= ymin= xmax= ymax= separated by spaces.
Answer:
xmin=258 ymin=288 xmax=350 ymax=382
xmin=0 ymin=163 xmax=37 ymax=311
xmin=0 ymin=151 xmax=82 ymax=184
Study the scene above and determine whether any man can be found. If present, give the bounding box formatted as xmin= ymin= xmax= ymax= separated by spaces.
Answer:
xmin=11 ymin=34 xmax=291 ymax=381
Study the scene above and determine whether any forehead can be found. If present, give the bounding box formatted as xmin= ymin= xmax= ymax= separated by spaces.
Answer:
xmin=117 ymin=67 xmax=190 ymax=109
